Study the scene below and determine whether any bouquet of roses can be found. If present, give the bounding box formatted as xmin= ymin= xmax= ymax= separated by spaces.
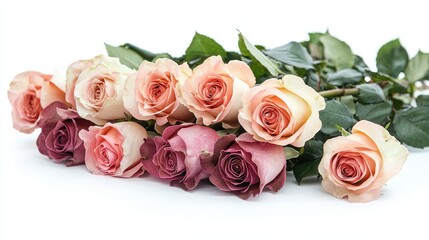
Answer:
xmin=8 ymin=32 xmax=428 ymax=202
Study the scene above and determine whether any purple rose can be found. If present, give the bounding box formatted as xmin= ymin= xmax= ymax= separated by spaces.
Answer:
xmin=201 ymin=133 xmax=286 ymax=199
xmin=140 ymin=124 xmax=219 ymax=190
xmin=36 ymin=102 xmax=93 ymax=166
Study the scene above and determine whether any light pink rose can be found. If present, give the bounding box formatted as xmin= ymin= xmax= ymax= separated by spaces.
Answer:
xmin=123 ymin=58 xmax=194 ymax=126
xmin=238 ymin=74 xmax=325 ymax=147
xmin=73 ymin=56 xmax=135 ymax=125
xmin=318 ymin=120 xmax=409 ymax=202
xmin=79 ymin=122 xmax=147 ymax=178
xmin=200 ymin=133 xmax=286 ymax=199
xmin=8 ymin=71 xmax=66 ymax=133
xmin=181 ymin=56 xmax=256 ymax=128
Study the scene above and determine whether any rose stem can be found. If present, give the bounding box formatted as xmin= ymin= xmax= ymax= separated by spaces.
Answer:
xmin=318 ymin=88 xmax=360 ymax=98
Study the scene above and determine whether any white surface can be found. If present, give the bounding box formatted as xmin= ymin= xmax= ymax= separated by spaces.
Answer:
xmin=1 ymin=0 xmax=429 ymax=239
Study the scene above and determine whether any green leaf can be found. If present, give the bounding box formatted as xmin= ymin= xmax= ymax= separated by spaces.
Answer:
xmin=292 ymin=160 xmax=321 ymax=184
xmin=264 ymin=42 xmax=314 ymax=70
xmin=308 ymin=32 xmax=324 ymax=59
xmin=225 ymin=51 xmax=242 ymax=61
xmin=121 ymin=43 xmax=156 ymax=61
xmin=238 ymin=32 xmax=282 ymax=76
xmin=340 ymin=95 xmax=356 ymax=115
xmin=319 ymin=34 xmax=355 ymax=70
xmin=366 ymin=70 xmax=395 ymax=82
xmin=292 ymin=140 xmax=323 ymax=184
xmin=354 ymin=55 xmax=370 ymax=71
xmin=356 ymin=101 xmax=393 ymax=124
xmin=185 ymin=32 xmax=227 ymax=62
xmin=327 ymin=68 xmax=363 ymax=86
xmin=335 ymin=125 xmax=351 ymax=136
xmin=376 ymin=39 xmax=409 ymax=78
xmin=105 ymin=43 xmax=144 ymax=70
xmin=416 ymin=95 xmax=429 ymax=107
xmin=320 ymin=100 xmax=357 ymax=135
xmin=304 ymin=71 xmax=320 ymax=90
xmin=357 ymin=84 xmax=386 ymax=104
xmin=405 ymin=51 xmax=429 ymax=82
xmin=393 ymin=107 xmax=429 ymax=148
xmin=284 ymin=147 xmax=301 ymax=160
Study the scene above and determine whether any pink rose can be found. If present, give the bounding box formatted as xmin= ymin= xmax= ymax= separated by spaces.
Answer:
xmin=65 ymin=55 xmax=108 ymax=109
xmin=140 ymin=124 xmax=219 ymax=190
xmin=123 ymin=58 xmax=194 ymax=126
xmin=79 ymin=122 xmax=147 ymax=178
xmin=37 ymin=102 xmax=93 ymax=166
xmin=8 ymin=71 xmax=66 ymax=133
xmin=318 ymin=120 xmax=409 ymax=202
xmin=238 ymin=75 xmax=325 ymax=147
xmin=201 ymin=133 xmax=286 ymax=199
xmin=181 ymin=56 xmax=256 ymax=128
xmin=73 ymin=55 xmax=135 ymax=125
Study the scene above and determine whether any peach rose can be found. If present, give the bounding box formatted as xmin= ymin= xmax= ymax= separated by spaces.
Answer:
xmin=318 ymin=120 xmax=409 ymax=202
xmin=181 ymin=56 xmax=256 ymax=128
xmin=73 ymin=55 xmax=135 ymax=125
xmin=123 ymin=58 xmax=194 ymax=126
xmin=8 ymin=71 xmax=66 ymax=133
xmin=79 ymin=122 xmax=147 ymax=178
xmin=238 ymin=75 xmax=325 ymax=147
xmin=65 ymin=55 xmax=109 ymax=109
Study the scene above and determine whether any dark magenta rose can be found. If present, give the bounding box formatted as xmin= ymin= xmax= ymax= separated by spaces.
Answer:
xmin=36 ymin=101 xmax=93 ymax=166
xmin=140 ymin=124 xmax=219 ymax=190
xmin=201 ymin=133 xmax=286 ymax=199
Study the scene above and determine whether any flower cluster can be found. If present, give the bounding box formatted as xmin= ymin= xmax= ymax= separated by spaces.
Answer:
xmin=9 ymin=32 xmax=415 ymax=202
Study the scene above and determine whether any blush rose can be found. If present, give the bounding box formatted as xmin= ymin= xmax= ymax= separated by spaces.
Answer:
xmin=79 ymin=122 xmax=147 ymax=178
xmin=318 ymin=120 xmax=409 ymax=202
xmin=181 ymin=56 xmax=256 ymax=128
xmin=123 ymin=58 xmax=194 ymax=126
xmin=8 ymin=71 xmax=66 ymax=133
xmin=238 ymin=74 xmax=325 ymax=147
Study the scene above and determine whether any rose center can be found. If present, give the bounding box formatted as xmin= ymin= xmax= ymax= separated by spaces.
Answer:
xmin=225 ymin=157 xmax=246 ymax=180
xmin=91 ymin=82 xmax=106 ymax=103
xmin=198 ymin=77 xmax=227 ymax=109
xmin=155 ymin=146 xmax=185 ymax=177
xmin=148 ymin=79 xmax=169 ymax=102
xmin=53 ymin=128 xmax=69 ymax=151
xmin=22 ymin=91 xmax=42 ymax=122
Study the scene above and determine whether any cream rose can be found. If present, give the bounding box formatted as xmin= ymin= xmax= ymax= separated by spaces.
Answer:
xmin=73 ymin=55 xmax=135 ymax=125
xmin=123 ymin=58 xmax=194 ymax=126
xmin=8 ymin=71 xmax=66 ymax=133
xmin=181 ymin=56 xmax=256 ymax=128
xmin=238 ymin=74 xmax=325 ymax=147
xmin=66 ymin=55 xmax=110 ymax=109
xmin=318 ymin=120 xmax=409 ymax=202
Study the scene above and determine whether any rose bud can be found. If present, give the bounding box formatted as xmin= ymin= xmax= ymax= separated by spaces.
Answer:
xmin=36 ymin=102 xmax=93 ymax=166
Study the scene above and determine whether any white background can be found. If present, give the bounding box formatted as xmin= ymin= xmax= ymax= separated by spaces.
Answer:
xmin=1 ymin=0 xmax=429 ymax=239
